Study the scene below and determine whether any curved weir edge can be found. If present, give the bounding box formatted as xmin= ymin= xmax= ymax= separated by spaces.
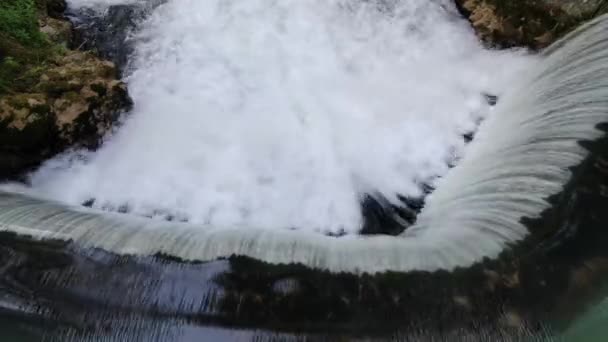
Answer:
xmin=0 ymin=14 xmax=607 ymax=274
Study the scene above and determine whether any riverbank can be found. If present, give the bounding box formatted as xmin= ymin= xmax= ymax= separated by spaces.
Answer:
xmin=0 ymin=0 xmax=131 ymax=180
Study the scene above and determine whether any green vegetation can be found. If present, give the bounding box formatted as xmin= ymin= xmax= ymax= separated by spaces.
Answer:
xmin=0 ymin=0 xmax=46 ymax=47
xmin=0 ymin=0 xmax=62 ymax=95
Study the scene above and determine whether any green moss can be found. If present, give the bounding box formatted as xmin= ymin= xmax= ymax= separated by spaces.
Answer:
xmin=1 ymin=59 xmax=52 ymax=94
xmin=38 ymin=78 xmax=83 ymax=97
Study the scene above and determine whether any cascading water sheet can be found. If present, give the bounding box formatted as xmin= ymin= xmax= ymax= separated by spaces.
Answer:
xmin=2 ymin=1 xmax=608 ymax=341
xmin=26 ymin=0 xmax=531 ymax=234
xmin=6 ymin=0 xmax=607 ymax=274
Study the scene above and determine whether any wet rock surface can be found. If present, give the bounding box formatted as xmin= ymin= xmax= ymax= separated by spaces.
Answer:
xmin=455 ymin=0 xmax=608 ymax=48
xmin=68 ymin=0 xmax=165 ymax=74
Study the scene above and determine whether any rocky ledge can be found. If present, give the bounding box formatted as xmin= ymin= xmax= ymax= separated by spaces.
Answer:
xmin=456 ymin=0 xmax=608 ymax=49
xmin=0 ymin=0 xmax=132 ymax=180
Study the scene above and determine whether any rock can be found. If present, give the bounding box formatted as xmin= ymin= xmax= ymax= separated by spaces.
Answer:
xmin=0 ymin=0 xmax=132 ymax=180
xmin=501 ymin=311 xmax=524 ymax=329
xmin=40 ymin=0 xmax=71 ymax=46
xmin=39 ymin=17 xmax=72 ymax=45
xmin=46 ymin=0 xmax=68 ymax=19
xmin=69 ymin=0 xmax=166 ymax=74
xmin=453 ymin=295 xmax=473 ymax=311
xmin=455 ymin=0 xmax=608 ymax=49
xmin=0 ymin=52 xmax=131 ymax=180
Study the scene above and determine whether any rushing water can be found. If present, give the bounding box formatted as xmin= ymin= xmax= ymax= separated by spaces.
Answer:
xmin=1 ymin=0 xmax=606 ymax=274
xmin=26 ymin=0 xmax=530 ymax=234
xmin=1 ymin=1 xmax=608 ymax=341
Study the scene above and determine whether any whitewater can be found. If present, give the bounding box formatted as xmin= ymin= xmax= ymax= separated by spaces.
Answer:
xmin=8 ymin=0 xmax=532 ymax=234
xmin=0 ymin=0 xmax=606 ymax=274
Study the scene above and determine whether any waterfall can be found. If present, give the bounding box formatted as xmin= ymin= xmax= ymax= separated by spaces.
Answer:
xmin=26 ymin=0 xmax=530 ymax=233
xmin=0 ymin=1 xmax=606 ymax=274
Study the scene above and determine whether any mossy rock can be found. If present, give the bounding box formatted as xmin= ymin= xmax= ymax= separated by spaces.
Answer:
xmin=456 ymin=0 xmax=608 ymax=49
xmin=0 ymin=0 xmax=132 ymax=180
xmin=0 ymin=94 xmax=58 ymax=177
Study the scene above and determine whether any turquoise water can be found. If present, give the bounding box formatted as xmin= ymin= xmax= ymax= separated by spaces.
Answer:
xmin=557 ymin=299 xmax=608 ymax=342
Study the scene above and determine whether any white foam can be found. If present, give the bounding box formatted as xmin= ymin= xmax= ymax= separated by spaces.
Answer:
xmin=2 ymin=1 xmax=604 ymax=275
xmin=29 ymin=0 xmax=531 ymax=234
